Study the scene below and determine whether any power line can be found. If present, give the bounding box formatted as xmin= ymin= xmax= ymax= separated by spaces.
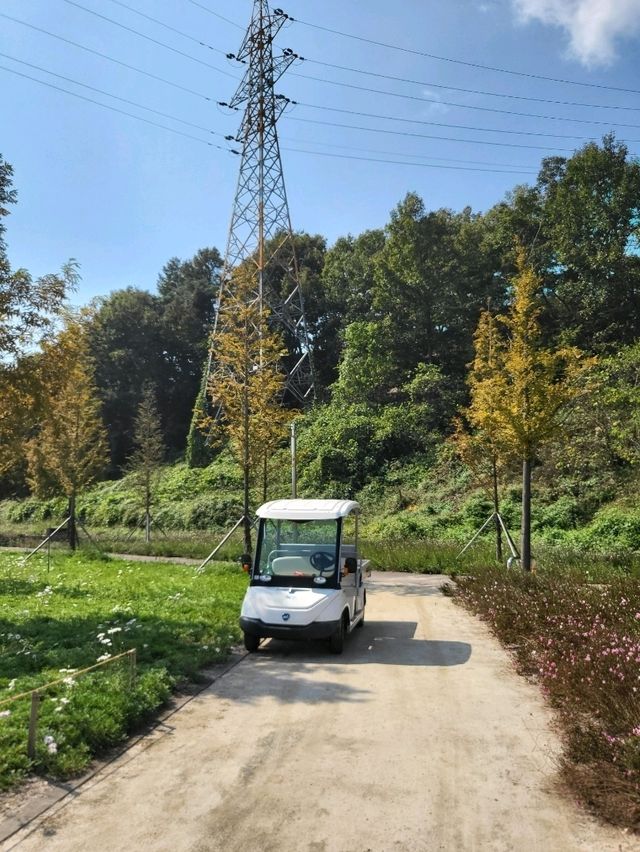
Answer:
xmin=3 ymin=11 xmax=597 ymax=147
xmin=301 ymin=58 xmax=640 ymax=114
xmin=0 ymin=62 xmax=550 ymax=178
xmin=7 ymin=9 xmax=638 ymax=156
xmin=292 ymin=15 xmax=640 ymax=97
xmin=281 ymin=136 xmax=537 ymax=169
xmin=281 ymin=146 xmax=537 ymax=175
xmin=285 ymin=116 xmax=586 ymax=153
xmin=104 ymin=0 xmax=229 ymax=55
xmin=60 ymin=0 xmax=238 ymax=79
xmin=186 ymin=0 xmax=245 ymax=30
xmin=0 ymin=53 xmax=229 ymax=138
xmin=0 ymin=64 xmax=232 ymax=151
xmin=291 ymin=72 xmax=640 ymax=131
xmin=296 ymin=101 xmax=628 ymax=143
xmin=183 ymin=3 xmax=640 ymax=110
xmin=0 ymin=13 xmax=214 ymax=101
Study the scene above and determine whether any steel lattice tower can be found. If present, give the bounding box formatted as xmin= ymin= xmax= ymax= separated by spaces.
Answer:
xmin=207 ymin=0 xmax=313 ymax=406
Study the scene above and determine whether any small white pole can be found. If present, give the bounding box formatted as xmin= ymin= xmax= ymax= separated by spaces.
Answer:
xmin=291 ymin=421 xmax=297 ymax=499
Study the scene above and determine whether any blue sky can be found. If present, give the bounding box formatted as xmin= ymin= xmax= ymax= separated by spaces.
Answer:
xmin=1 ymin=0 xmax=640 ymax=303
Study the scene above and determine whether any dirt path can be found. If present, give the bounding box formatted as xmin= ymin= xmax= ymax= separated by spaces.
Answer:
xmin=3 ymin=574 xmax=635 ymax=852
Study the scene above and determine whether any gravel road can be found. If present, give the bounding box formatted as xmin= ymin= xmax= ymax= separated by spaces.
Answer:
xmin=3 ymin=573 xmax=636 ymax=852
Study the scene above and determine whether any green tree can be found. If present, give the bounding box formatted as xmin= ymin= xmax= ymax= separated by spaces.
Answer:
xmin=88 ymin=288 xmax=165 ymax=468
xmin=128 ymin=384 xmax=165 ymax=542
xmin=26 ymin=313 xmax=109 ymax=548
xmin=546 ymin=135 xmax=640 ymax=348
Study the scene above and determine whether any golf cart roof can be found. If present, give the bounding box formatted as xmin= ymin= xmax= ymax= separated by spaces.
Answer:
xmin=256 ymin=499 xmax=360 ymax=521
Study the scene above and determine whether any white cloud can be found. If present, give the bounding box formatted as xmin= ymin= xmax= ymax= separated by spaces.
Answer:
xmin=513 ymin=0 xmax=640 ymax=65
xmin=420 ymin=89 xmax=449 ymax=117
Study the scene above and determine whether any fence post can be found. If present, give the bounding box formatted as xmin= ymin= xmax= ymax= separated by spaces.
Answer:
xmin=129 ymin=648 xmax=137 ymax=688
xmin=27 ymin=692 xmax=41 ymax=760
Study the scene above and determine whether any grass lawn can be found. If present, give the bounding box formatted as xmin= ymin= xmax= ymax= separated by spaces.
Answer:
xmin=0 ymin=551 xmax=247 ymax=791
xmin=453 ymin=566 xmax=640 ymax=830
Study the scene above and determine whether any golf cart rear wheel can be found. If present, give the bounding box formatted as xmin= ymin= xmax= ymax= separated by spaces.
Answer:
xmin=243 ymin=632 xmax=260 ymax=652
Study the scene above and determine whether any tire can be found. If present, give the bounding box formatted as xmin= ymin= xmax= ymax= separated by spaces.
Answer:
xmin=329 ymin=615 xmax=346 ymax=655
xmin=243 ymin=632 xmax=260 ymax=652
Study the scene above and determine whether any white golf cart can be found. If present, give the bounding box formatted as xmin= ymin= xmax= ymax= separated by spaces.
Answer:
xmin=240 ymin=499 xmax=368 ymax=654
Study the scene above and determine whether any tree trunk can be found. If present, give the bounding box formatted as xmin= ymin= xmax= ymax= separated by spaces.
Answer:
xmin=68 ymin=493 xmax=77 ymax=551
xmin=492 ymin=456 xmax=502 ymax=563
xmin=521 ymin=457 xmax=532 ymax=572
xmin=262 ymin=452 xmax=268 ymax=504
xmin=145 ymin=477 xmax=151 ymax=544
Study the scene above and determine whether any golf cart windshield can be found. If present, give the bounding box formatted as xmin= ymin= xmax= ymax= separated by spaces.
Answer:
xmin=253 ymin=518 xmax=340 ymax=588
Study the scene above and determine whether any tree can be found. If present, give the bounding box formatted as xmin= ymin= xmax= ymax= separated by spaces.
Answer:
xmin=88 ymin=288 xmax=166 ymax=469
xmin=201 ymin=267 xmax=290 ymax=552
xmin=128 ymin=384 xmax=165 ymax=542
xmin=466 ymin=248 xmax=589 ymax=571
xmin=546 ymin=135 xmax=640 ymax=349
xmin=0 ymin=155 xmax=77 ymax=483
xmin=456 ymin=308 xmax=508 ymax=561
xmin=26 ymin=313 xmax=109 ymax=549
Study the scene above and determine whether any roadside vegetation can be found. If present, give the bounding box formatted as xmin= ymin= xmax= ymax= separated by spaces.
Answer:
xmin=453 ymin=567 xmax=640 ymax=829
xmin=0 ymin=551 xmax=245 ymax=791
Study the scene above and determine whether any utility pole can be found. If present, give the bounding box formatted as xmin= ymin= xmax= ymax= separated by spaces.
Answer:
xmin=187 ymin=0 xmax=314 ymax=464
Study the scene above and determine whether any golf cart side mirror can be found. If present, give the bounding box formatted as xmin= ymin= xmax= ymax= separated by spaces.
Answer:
xmin=344 ymin=557 xmax=357 ymax=574
xmin=241 ymin=554 xmax=252 ymax=573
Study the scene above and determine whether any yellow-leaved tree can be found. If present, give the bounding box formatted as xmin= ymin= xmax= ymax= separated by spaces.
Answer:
xmin=455 ymin=307 xmax=508 ymax=561
xmin=464 ymin=247 xmax=591 ymax=571
xmin=202 ymin=267 xmax=291 ymax=552
xmin=26 ymin=312 xmax=109 ymax=549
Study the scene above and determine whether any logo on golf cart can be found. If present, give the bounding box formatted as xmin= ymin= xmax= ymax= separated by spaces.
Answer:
xmin=281 ymin=613 xmax=290 ymax=621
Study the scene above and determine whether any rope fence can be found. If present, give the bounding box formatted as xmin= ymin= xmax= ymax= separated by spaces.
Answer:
xmin=0 ymin=648 xmax=137 ymax=759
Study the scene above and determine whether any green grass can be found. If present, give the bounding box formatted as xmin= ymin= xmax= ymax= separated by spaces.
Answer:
xmin=0 ymin=550 xmax=247 ymax=791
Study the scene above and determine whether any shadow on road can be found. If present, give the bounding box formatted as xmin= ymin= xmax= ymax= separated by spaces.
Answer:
xmin=255 ymin=621 xmax=472 ymax=669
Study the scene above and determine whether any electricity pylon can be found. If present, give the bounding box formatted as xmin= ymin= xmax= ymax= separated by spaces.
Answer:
xmin=188 ymin=0 xmax=313 ymax=465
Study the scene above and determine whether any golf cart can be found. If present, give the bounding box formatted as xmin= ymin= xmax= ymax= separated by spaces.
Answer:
xmin=240 ymin=499 xmax=369 ymax=654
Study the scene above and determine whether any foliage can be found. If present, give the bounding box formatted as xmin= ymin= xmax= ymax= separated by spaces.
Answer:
xmin=297 ymin=402 xmax=437 ymax=497
xmin=201 ymin=266 xmax=291 ymax=541
xmin=468 ymin=248 xmax=589 ymax=463
xmin=25 ymin=313 xmax=109 ymax=503
xmin=455 ymin=568 xmax=640 ymax=828
xmin=0 ymin=156 xmax=75 ymax=361
xmin=127 ymin=384 xmax=165 ymax=540
xmin=0 ymin=551 xmax=245 ymax=789
xmin=463 ymin=247 xmax=591 ymax=568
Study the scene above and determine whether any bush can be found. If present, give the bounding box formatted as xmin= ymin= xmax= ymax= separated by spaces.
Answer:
xmin=571 ymin=507 xmax=640 ymax=552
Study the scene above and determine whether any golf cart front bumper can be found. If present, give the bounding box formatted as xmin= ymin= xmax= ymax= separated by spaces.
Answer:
xmin=240 ymin=616 xmax=340 ymax=641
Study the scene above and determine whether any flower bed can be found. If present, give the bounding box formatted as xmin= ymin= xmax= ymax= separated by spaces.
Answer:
xmin=454 ymin=568 xmax=640 ymax=829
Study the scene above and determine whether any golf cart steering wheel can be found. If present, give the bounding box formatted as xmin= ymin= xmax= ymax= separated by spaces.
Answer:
xmin=310 ymin=550 xmax=335 ymax=574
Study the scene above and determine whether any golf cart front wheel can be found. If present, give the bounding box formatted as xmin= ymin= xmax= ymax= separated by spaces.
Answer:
xmin=329 ymin=618 xmax=345 ymax=655
xmin=243 ymin=632 xmax=260 ymax=652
